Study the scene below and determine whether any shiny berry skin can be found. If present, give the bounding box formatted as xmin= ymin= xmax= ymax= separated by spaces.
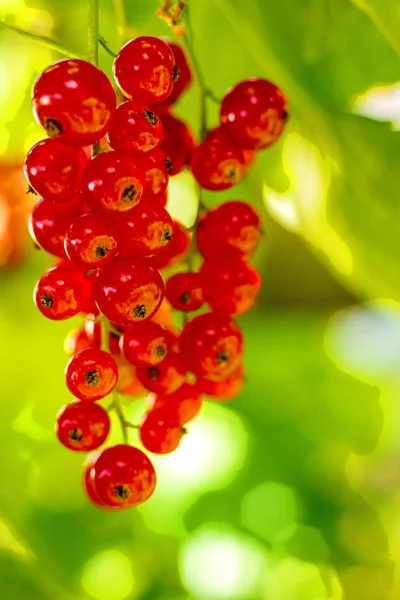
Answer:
xmin=200 ymin=258 xmax=261 ymax=316
xmin=135 ymin=149 xmax=169 ymax=201
xmin=65 ymin=213 xmax=118 ymax=269
xmin=198 ymin=363 xmax=244 ymax=401
xmin=165 ymin=272 xmax=203 ymax=312
xmin=33 ymin=59 xmax=116 ymax=147
xmin=111 ymin=204 xmax=173 ymax=258
xmin=139 ymin=408 xmax=183 ymax=454
xmin=29 ymin=196 xmax=81 ymax=258
xmin=92 ymin=444 xmax=156 ymax=507
xmin=113 ymin=36 xmax=175 ymax=105
xmin=121 ymin=321 xmax=169 ymax=367
xmin=190 ymin=127 xmax=254 ymax=191
xmin=34 ymin=264 xmax=92 ymax=320
xmin=160 ymin=113 xmax=195 ymax=175
xmin=115 ymin=356 xmax=146 ymax=396
xmin=156 ymin=41 xmax=192 ymax=108
xmin=83 ymin=452 xmax=111 ymax=508
xmin=64 ymin=327 xmax=95 ymax=355
xmin=136 ymin=352 xmax=185 ymax=395
xmin=148 ymin=220 xmax=189 ymax=269
xmin=24 ymin=139 xmax=87 ymax=202
xmin=196 ymin=201 xmax=261 ymax=259
xmin=94 ymin=256 xmax=165 ymax=325
xmin=180 ymin=313 xmax=244 ymax=381
xmin=220 ymin=78 xmax=288 ymax=150
xmin=147 ymin=382 xmax=202 ymax=424
xmin=82 ymin=151 xmax=144 ymax=213
xmin=56 ymin=401 xmax=110 ymax=451
xmin=65 ymin=348 xmax=118 ymax=401
xmin=107 ymin=101 xmax=163 ymax=157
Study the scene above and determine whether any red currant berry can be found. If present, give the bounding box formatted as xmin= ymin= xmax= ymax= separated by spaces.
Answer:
xmin=34 ymin=264 xmax=92 ymax=320
xmin=24 ymin=139 xmax=87 ymax=202
xmin=56 ymin=401 xmax=110 ymax=451
xmin=113 ymin=36 xmax=175 ymax=105
xmin=64 ymin=328 xmax=95 ymax=355
xmin=180 ymin=312 xmax=244 ymax=381
xmin=115 ymin=356 xmax=146 ymax=396
xmin=83 ymin=452 xmax=111 ymax=508
xmin=139 ymin=408 xmax=183 ymax=454
xmin=82 ymin=151 xmax=144 ymax=213
xmin=160 ymin=113 xmax=195 ymax=175
xmin=197 ymin=363 xmax=244 ymax=401
xmin=200 ymin=258 xmax=261 ymax=316
xmin=156 ymin=40 xmax=192 ymax=107
xmin=190 ymin=127 xmax=254 ymax=191
xmin=146 ymin=382 xmax=202 ymax=424
xmin=65 ymin=348 xmax=118 ymax=401
xmin=121 ymin=321 xmax=169 ymax=367
xmin=111 ymin=204 xmax=173 ymax=258
xmin=135 ymin=149 xmax=169 ymax=201
xmin=148 ymin=220 xmax=189 ymax=270
xmin=196 ymin=201 xmax=261 ymax=259
xmin=65 ymin=213 xmax=118 ymax=269
xmin=33 ymin=59 xmax=116 ymax=146
xmin=80 ymin=271 xmax=101 ymax=316
xmin=220 ymin=78 xmax=288 ymax=150
xmin=92 ymin=444 xmax=156 ymax=507
xmin=136 ymin=352 xmax=185 ymax=395
xmin=29 ymin=196 xmax=81 ymax=258
xmin=107 ymin=101 xmax=163 ymax=157
xmin=165 ymin=272 xmax=203 ymax=312
xmin=94 ymin=256 xmax=164 ymax=325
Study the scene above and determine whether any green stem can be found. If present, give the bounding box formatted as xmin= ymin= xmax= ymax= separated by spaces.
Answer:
xmin=99 ymin=37 xmax=117 ymax=57
xmin=112 ymin=390 xmax=129 ymax=444
xmin=114 ymin=0 xmax=127 ymax=49
xmin=0 ymin=21 xmax=84 ymax=58
xmin=87 ymin=0 xmax=99 ymax=66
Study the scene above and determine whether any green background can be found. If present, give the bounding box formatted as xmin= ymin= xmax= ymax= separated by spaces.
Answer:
xmin=1 ymin=0 xmax=400 ymax=598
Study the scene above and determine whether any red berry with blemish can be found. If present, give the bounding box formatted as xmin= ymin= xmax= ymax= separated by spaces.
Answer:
xmin=121 ymin=321 xmax=170 ymax=367
xmin=107 ymin=101 xmax=163 ymax=157
xmin=65 ymin=213 xmax=118 ymax=269
xmin=56 ymin=401 xmax=110 ymax=451
xmin=34 ymin=264 xmax=92 ymax=320
xmin=165 ymin=272 xmax=203 ymax=312
xmin=139 ymin=408 xmax=183 ymax=454
xmin=65 ymin=348 xmax=118 ymax=401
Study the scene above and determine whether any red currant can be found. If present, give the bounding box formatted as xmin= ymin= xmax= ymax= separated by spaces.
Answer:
xmin=94 ymin=256 xmax=165 ymax=325
xmin=65 ymin=348 xmax=118 ymax=401
xmin=220 ymin=78 xmax=288 ymax=150
xmin=180 ymin=312 xmax=244 ymax=381
xmin=165 ymin=272 xmax=203 ymax=312
xmin=197 ymin=363 xmax=244 ymax=401
xmin=148 ymin=220 xmax=189 ymax=270
xmin=92 ymin=444 xmax=156 ymax=507
xmin=114 ymin=356 xmax=146 ymax=396
xmin=33 ymin=59 xmax=116 ymax=146
xmin=24 ymin=139 xmax=87 ymax=202
xmin=113 ymin=36 xmax=175 ymax=105
xmin=135 ymin=149 xmax=169 ymax=201
xmin=56 ymin=401 xmax=110 ymax=451
xmin=139 ymin=408 xmax=183 ymax=454
xmin=34 ymin=264 xmax=92 ymax=320
xmin=200 ymin=258 xmax=261 ymax=315
xmin=107 ymin=101 xmax=163 ymax=157
xmin=136 ymin=352 xmax=185 ymax=395
xmin=65 ymin=213 xmax=118 ymax=269
xmin=160 ymin=113 xmax=195 ymax=175
xmin=156 ymin=40 xmax=192 ymax=107
xmin=80 ymin=271 xmax=101 ymax=316
xmin=146 ymin=382 xmax=202 ymax=424
xmin=83 ymin=452 xmax=111 ymax=508
xmin=121 ymin=321 xmax=170 ymax=367
xmin=64 ymin=328 xmax=95 ymax=355
xmin=29 ymin=196 xmax=81 ymax=258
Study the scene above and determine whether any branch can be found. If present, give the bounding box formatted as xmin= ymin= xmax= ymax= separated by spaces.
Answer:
xmin=87 ymin=0 xmax=99 ymax=65
xmin=0 ymin=20 xmax=84 ymax=59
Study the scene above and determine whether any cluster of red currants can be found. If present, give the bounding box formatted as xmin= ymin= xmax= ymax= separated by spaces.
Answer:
xmin=25 ymin=35 xmax=288 ymax=510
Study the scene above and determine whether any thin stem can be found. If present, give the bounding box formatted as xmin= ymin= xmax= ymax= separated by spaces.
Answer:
xmin=114 ymin=0 xmax=127 ymax=49
xmin=112 ymin=390 xmax=128 ymax=444
xmin=87 ymin=0 xmax=99 ymax=66
xmin=99 ymin=37 xmax=117 ymax=57
xmin=0 ymin=21 xmax=84 ymax=59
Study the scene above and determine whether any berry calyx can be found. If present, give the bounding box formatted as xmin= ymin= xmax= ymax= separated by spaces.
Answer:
xmin=165 ymin=272 xmax=203 ymax=312
xmin=65 ymin=348 xmax=118 ymax=401
xmin=107 ymin=101 xmax=163 ymax=157
xmin=159 ymin=113 xmax=195 ymax=175
xmin=139 ymin=408 xmax=183 ymax=454
xmin=136 ymin=351 xmax=185 ymax=395
xmin=155 ymin=40 xmax=192 ymax=107
xmin=148 ymin=220 xmax=190 ymax=270
xmin=65 ymin=213 xmax=118 ymax=269
xmin=121 ymin=321 xmax=170 ymax=367
xmin=56 ymin=401 xmax=110 ymax=451
xmin=34 ymin=264 xmax=92 ymax=320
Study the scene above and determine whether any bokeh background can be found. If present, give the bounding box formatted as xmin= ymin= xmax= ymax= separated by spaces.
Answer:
xmin=1 ymin=0 xmax=400 ymax=598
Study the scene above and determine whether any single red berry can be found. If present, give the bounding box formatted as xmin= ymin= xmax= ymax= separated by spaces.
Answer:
xmin=65 ymin=348 xmax=118 ymax=401
xmin=220 ymin=78 xmax=288 ymax=150
xmin=64 ymin=328 xmax=95 ymax=355
xmin=56 ymin=401 xmax=110 ymax=451
xmin=114 ymin=355 xmax=146 ymax=396
xmin=136 ymin=351 xmax=185 ymax=395
xmin=94 ymin=256 xmax=165 ymax=325
xmin=146 ymin=382 xmax=202 ymax=424
xmin=111 ymin=204 xmax=173 ymax=258
xmin=28 ymin=196 xmax=81 ymax=258
xmin=107 ymin=101 xmax=163 ymax=157
xmin=34 ymin=264 xmax=92 ymax=320
xmin=121 ymin=321 xmax=170 ymax=367
xmin=165 ymin=272 xmax=203 ymax=312
xmin=92 ymin=444 xmax=157 ymax=507
xmin=148 ymin=220 xmax=189 ymax=270
xmin=200 ymin=258 xmax=261 ymax=316
xmin=160 ymin=113 xmax=195 ymax=175
xmin=196 ymin=201 xmax=261 ymax=259
xmin=180 ymin=312 xmax=244 ymax=381
xmin=82 ymin=151 xmax=144 ymax=213
xmin=33 ymin=59 xmax=116 ymax=146
xmin=113 ymin=36 xmax=175 ymax=105
xmin=197 ymin=363 xmax=244 ymax=401
xmin=135 ymin=149 xmax=169 ymax=201
xmin=83 ymin=452 xmax=111 ymax=508
xmin=139 ymin=408 xmax=183 ymax=454
xmin=190 ymin=127 xmax=254 ymax=191
xmin=24 ymin=139 xmax=87 ymax=202
xmin=65 ymin=213 xmax=118 ymax=269
xmin=156 ymin=40 xmax=192 ymax=107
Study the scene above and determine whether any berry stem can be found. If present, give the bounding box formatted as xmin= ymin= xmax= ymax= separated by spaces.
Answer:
xmin=114 ymin=0 xmax=127 ymax=49
xmin=0 ymin=20 xmax=84 ymax=59
xmin=99 ymin=37 xmax=117 ymax=58
xmin=111 ymin=390 xmax=128 ymax=444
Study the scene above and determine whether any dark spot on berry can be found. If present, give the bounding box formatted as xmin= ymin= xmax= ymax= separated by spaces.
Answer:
xmin=179 ymin=292 xmax=191 ymax=305
xmin=122 ymin=185 xmax=137 ymax=203
xmin=95 ymin=244 xmax=109 ymax=259
xmin=45 ymin=118 xmax=63 ymax=138
xmin=216 ymin=350 xmax=229 ymax=364
xmin=40 ymin=294 xmax=53 ymax=308
xmin=114 ymin=484 xmax=131 ymax=500
xmin=148 ymin=366 xmax=160 ymax=381
xmin=68 ymin=428 xmax=83 ymax=442
xmin=85 ymin=370 xmax=101 ymax=386
xmin=143 ymin=110 xmax=158 ymax=126
xmin=225 ymin=167 xmax=238 ymax=183
xmin=33 ymin=241 xmax=41 ymax=251
xmin=26 ymin=185 xmax=37 ymax=195
xmin=173 ymin=64 xmax=180 ymax=83
xmin=282 ymin=109 xmax=289 ymax=121
xmin=155 ymin=345 xmax=166 ymax=358
xmin=161 ymin=229 xmax=172 ymax=242
xmin=133 ymin=305 xmax=146 ymax=319
xmin=165 ymin=157 xmax=173 ymax=174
